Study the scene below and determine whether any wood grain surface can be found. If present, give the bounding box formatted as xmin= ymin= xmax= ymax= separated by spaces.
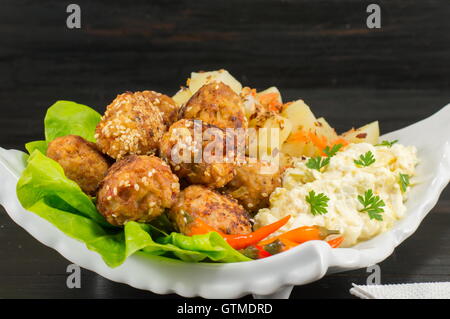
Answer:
xmin=0 ymin=0 xmax=448 ymax=299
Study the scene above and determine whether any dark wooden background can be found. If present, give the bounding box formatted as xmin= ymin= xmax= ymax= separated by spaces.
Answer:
xmin=0 ymin=0 xmax=448 ymax=299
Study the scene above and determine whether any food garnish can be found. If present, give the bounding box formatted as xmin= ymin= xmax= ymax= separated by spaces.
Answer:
xmin=323 ymin=143 xmax=343 ymax=157
xmin=306 ymin=190 xmax=330 ymax=216
xmin=239 ymin=245 xmax=272 ymax=259
xmin=189 ymin=215 xmax=291 ymax=250
xmin=258 ymin=225 xmax=339 ymax=246
xmin=262 ymin=238 xmax=299 ymax=255
xmin=399 ymin=173 xmax=410 ymax=192
xmin=354 ymin=151 xmax=376 ymax=167
xmin=327 ymin=236 xmax=344 ymax=248
xmin=305 ymin=156 xmax=330 ymax=171
xmin=305 ymin=143 xmax=342 ymax=171
xmin=376 ymin=139 xmax=398 ymax=147
xmin=358 ymin=189 xmax=385 ymax=221
xmin=241 ymin=226 xmax=343 ymax=259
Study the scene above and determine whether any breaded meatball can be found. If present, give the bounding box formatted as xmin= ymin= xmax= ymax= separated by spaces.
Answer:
xmin=97 ymin=155 xmax=180 ymax=226
xmin=95 ymin=91 xmax=167 ymax=160
xmin=159 ymin=119 xmax=235 ymax=188
xmin=169 ymin=185 xmax=252 ymax=235
xmin=180 ymin=82 xmax=247 ymax=129
xmin=140 ymin=90 xmax=178 ymax=126
xmin=222 ymin=159 xmax=282 ymax=214
xmin=46 ymin=135 xmax=111 ymax=195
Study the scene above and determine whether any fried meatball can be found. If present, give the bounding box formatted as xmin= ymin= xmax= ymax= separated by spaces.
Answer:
xmin=95 ymin=91 xmax=167 ymax=160
xmin=97 ymin=155 xmax=180 ymax=226
xmin=159 ymin=119 xmax=235 ymax=188
xmin=46 ymin=135 xmax=110 ymax=195
xmin=180 ymin=82 xmax=247 ymax=129
xmin=140 ymin=90 xmax=178 ymax=126
xmin=222 ymin=159 xmax=282 ymax=214
xmin=169 ymin=185 xmax=252 ymax=235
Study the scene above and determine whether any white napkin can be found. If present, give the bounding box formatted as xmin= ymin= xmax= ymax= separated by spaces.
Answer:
xmin=350 ymin=282 xmax=450 ymax=299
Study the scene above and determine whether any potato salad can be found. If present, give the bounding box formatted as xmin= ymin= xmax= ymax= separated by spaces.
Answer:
xmin=254 ymin=142 xmax=418 ymax=247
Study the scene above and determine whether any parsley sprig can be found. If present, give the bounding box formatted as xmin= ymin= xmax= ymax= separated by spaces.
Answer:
xmin=376 ymin=140 xmax=398 ymax=147
xmin=358 ymin=189 xmax=385 ymax=221
xmin=323 ymin=144 xmax=343 ymax=157
xmin=306 ymin=144 xmax=343 ymax=172
xmin=306 ymin=190 xmax=329 ymax=215
xmin=354 ymin=151 xmax=376 ymax=167
xmin=399 ymin=173 xmax=410 ymax=192
xmin=306 ymin=157 xmax=330 ymax=171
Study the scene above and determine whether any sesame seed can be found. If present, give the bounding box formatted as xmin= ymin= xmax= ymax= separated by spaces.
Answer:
xmin=134 ymin=184 xmax=140 ymax=191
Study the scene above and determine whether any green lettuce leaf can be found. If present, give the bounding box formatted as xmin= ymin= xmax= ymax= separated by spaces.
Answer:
xmin=157 ymin=232 xmax=251 ymax=263
xmin=44 ymin=100 xmax=101 ymax=143
xmin=18 ymin=197 xmax=250 ymax=267
xmin=17 ymin=150 xmax=110 ymax=227
xmin=127 ymin=223 xmax=250 ymax=263
xmin=26 ymin=200 xmax=126 ymax=267
xmin=25 ymin=140 xmax=48 ymax=155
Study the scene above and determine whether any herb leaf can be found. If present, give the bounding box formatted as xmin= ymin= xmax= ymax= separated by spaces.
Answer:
xmin=358 ymin=189 xmax=385 ymax=221
xmin=306 ymin=156 xmax=330 ymax=171
xmin=354 ymin=151 xmax=376 ymax=167
xmin=376 ymin=140 xmax=398 ymax=147
xmin=399 ymin=173 xmax=410 ymax=192
xmin=306 ymin=144 xmax=343 ymax=172
xmin=306 ymin=190 xmax=329 ymax=216
xmin=323 ymin=144 xmax=343 ymax=157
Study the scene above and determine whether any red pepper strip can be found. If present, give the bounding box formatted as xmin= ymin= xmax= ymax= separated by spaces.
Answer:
xmin=276 ymin=238 xmax=300 ymax=252
xmin=239 ymin=245 xmax=272 ymax=259
xmin=188 ymin=219 xmax=217 ymax=236
xmin=327 ymin=236 xmax=344 ymax=248
xmin=262 ymin=238 xmax=300 ymax=255
xmin=189 ymin=215 xmax=291 ymax=250
xmin=222 ymin=215 xmax=291 ymax=250
xmin=254 ymin=245 xmax=272 ymax=258
xmin=258 ymin=225 xmax=339 ymax=246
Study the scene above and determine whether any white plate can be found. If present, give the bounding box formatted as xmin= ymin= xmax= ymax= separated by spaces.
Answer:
xmin=1 ymin=104 xmax=449 ymax=299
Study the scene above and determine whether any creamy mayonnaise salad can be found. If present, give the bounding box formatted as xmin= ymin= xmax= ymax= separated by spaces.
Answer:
xmin=254 ymin=142 xmax=418 ymax=247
